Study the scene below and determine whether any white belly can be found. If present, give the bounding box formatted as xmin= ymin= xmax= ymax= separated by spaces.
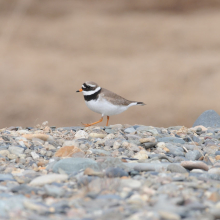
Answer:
xmin=85 ymin=98 xmax=130 ymax=116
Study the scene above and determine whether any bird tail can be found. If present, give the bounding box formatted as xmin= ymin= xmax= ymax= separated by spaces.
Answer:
xmin=136 ymin=102 xmax=146 ymax=106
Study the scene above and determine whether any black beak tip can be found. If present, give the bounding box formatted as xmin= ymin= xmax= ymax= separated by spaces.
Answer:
xmin=76 ymin=90 xmax=79 ymax=92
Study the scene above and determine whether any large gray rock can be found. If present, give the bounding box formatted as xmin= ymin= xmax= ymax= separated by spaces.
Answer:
xmin=52 ymin=158 xmax=98 ymax=174
xmin=193 ymin=110 xmax=220 ymax=127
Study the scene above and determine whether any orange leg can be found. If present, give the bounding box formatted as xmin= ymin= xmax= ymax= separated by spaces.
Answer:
xmin=106 ymin=116 xmax=110 ymax=126
xmin=82 ymin=117 xmax=103 ymax=127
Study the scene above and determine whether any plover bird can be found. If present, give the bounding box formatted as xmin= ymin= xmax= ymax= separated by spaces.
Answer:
xmin=76 ymin=81 xmax=145 ymax=126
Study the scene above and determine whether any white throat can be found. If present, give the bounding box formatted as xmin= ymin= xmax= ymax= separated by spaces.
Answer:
xmin=83 ymin=87 xmax=101 ymax=96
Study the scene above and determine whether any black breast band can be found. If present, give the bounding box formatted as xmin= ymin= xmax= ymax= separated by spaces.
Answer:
xmin=84 ymin=88 xmax=101 ymax=101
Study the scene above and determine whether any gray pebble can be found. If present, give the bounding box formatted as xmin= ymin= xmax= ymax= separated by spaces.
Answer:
xmin=167 ymin=164 xmax=188 ymax=173
xmin=185 ymin=150 xmax=202 ymax=160
xmin=105 ymin=167 xmax=128 ymax=178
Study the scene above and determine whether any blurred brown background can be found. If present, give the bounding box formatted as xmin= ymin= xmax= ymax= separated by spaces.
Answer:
xmin=0 ymin=0 xmax=220 ymax=128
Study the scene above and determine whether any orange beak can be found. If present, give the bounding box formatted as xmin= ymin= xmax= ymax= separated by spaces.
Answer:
xmin=76 ymin=88 xmax=83 ymax=92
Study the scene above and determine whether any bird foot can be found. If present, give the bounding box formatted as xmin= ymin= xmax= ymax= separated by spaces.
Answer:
xmin=81 ymin=122 xmax=92 ymax=127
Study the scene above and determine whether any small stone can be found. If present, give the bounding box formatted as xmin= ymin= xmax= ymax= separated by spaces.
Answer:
xmin=120 ymin=179 xmax=141 ymax=189
xmin=18 ymin=154 xmax=26 ymax=159
xmin=0 ymin=174 xmax=15 ymax=181
xmin=159 ymin=211 xmax=180 ymax=220
xmin=156 ymin=142 xmax=170 ymax=152
xmin=210 ymin=202 xmax=220 ymax=218
xmin=113 ymin=141 xmax=121 ymax=149
xmin=90 ymin=149 xmax=111 ymax=156
xmin=139 ymin=137 xmax=156 ymax=144
xmin=29 ymin=174 xmax=68 ymax=186
xmin=31 ymin=152 xmax=39 ymax=160
xmin=208 ymin=192 xmax=220 ymax=202
xmin=44 ymin=184 xmax=65 ymax=197
xmin=190 ymin=125 xmax=208 ymax=132
xmin=122 ymin=141 xmax=130 ymax=148
xmin=0 ymin=150 xmax=10 ymax=156
xmin=89 ymin=133 xmax=107 ymax=138
xmin=23 ymin=133 xmax=53 ymax=141
xmin=185 ymin=150 xmax=202 ymax=160
xmin=37 ymin=160 xmax=48 ymax=167
xmin=7 ymin=154 xmax=18 ymax=160
xmin=203 ymin=155 xmax=214 ymax=165
xmin=54 ymin=146 xmax=84 ymax=157
xmin=167 ymin=164 xmax=188 ymax=173
xmin=84 ymin=167 xmax=104 ymax=177
xmin=134 ymin=163 xmax=169 ymax=172
xmin=190 ymin=169 xmax=205 ymax=173
xmin=52 ymin=158 xmax=98 ymax=174
xmin=130 ymin=143 xmax=140 ymax=152
xmin=133 ymin=150 xmax=148 ymax=160
xmin=46 ymin=151 xmax=53 ymax=157
xmin=74 ymin=130 xmax=89 ymax=139
xmin=105 ymin=167 xmax=128 ymax=178
xmin=181 ymin=161 xmax=209 ymax=171
xmin=215 ymin=155 xmax=220 ymax=160
xmin=203 ymin=145 xmax=218 ymax=155
xmin=136 ymin=126 xmax=158 ymax=135
xmin=44 ymin=143 xmax=56 ymax=150
xmin=143 ymin=142 xmax=157 ymax=149
xmin=8 ymin=146 xmax=25 ymax=155
xmin=124 ymin=127 xmax=136 ymax=133
xmin=127 ymin=194 xmax=144 ymax=205
xmin=157 ymin=137 xmax=185 ymax=144
xmin=208 ymin=168 xmax=220 ymax=176
xmin=104 ymin=133 xmax=115 ymax=139
xmin=40 ymin=149 xmax=46 ymax=156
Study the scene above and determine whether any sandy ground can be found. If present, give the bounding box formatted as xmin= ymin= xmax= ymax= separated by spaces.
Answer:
xmin=0 ymin=0 xmax=220 ymax=128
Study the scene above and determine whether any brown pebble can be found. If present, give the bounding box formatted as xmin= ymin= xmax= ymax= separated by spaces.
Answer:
xmin=55 ymin=145 xmax=84 ymax=157
xmin=216 ymin=155 xmax=220 ymax=161
xmin=37 ymin=160 xmax=48 ymax=167
xmin=181 ymin=161 xmax=209 ymax=171
xmin=23 ymin=134 xmax=50 ymax=141
xmin=84 ymin=167 xmax=104 ymax=177
xmin=209 ymin=192 xmax=220 ymax=202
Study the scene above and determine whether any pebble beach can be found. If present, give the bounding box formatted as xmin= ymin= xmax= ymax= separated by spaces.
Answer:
xmin=1 ymin=110 xmax=220 ymax=220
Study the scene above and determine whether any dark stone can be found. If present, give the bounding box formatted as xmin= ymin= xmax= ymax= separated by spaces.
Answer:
xmin=105 ymin=167 xmax=128 ymax=178
xmin=193 ymin=110 xmax=220 ymax=127
xmin=129 ymin=170 xmax=140 ymax=176
xmin=26 ymin=127 xmax=34 ymax=130
xmin=133 ymin=125 xmax=140 ymax=129
xmin=143 ymin=142 xmax=157 ymax=149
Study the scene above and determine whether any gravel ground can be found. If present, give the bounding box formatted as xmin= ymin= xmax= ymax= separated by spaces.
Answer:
xmin=0 ymin=1 xmax=220 ymax=128
xmin=1 ymin=111 xmax=220 ymax=219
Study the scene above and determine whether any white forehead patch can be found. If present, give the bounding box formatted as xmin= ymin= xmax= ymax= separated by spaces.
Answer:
xmin=82 ymin=84 xmax=86 ymax=88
